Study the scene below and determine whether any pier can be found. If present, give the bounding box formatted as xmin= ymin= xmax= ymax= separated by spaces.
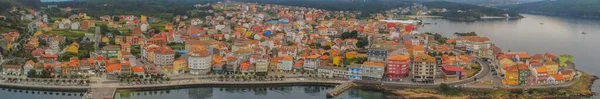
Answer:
xmin=326 ymin=81 xmax=356 ymax=98
xmin=84 ymin=86 xmax=116 ymax=99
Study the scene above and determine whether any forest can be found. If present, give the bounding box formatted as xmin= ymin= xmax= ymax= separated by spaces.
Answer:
xmin=505 ymin=0 xmax=600 ymax=18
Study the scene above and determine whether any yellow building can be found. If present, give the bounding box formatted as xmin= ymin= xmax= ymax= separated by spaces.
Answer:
xmin=28 ymin=38 xmax=39 ymax=47
xmin=173 ymin=58 xmax=187 ymax=74
xmin=66 ymin=42 xmax=79 ymax=54
xmin=332 ymin=56 xmax=342 ymax=66
xmin=544 ymin=61 xmax=559 ymax=75
xmin=503 ymin=66 xmax=519 ymax=85
xmin=33 ymin=31 xmax=43 ymax=37
xmin=345 ymin=51 xmax=357 ymax=59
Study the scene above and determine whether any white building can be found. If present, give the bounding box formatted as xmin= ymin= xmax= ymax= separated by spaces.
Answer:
xmin=188 ymin=50 xmax=212 ymax=75
xmin=153 ymin=46 xmax=175 ymax=66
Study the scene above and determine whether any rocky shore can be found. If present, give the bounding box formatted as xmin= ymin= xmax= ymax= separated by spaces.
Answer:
xmin=377 ymin=73 xmax=598 ymax=99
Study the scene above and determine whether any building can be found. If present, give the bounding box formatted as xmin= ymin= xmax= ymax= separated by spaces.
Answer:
xmin=303 ymin=55 xmax=320 ymax=71
xmin=280 ymin=56 xmax=293 ymax=72
xmin=255 ymin=56 xmax=269 ymax=76
xmin=456 ymin=36 xmax=491 ymax=58
xmin=225 ymin=57 xmax=240 ymax=74
xmin=154 ymin=46 xmax=175 ymax=66
xmin=503 ymin=66 xmax=519 ymax=85
xmin=543 ymin=61 xmax=559 ymax=75
xmin=187 ymin=49 xmax=212 ymax=75
xmin=411 ymin=54 xmax=436 ymax=83
xmin=386 ymin=54 xmax=410 ymax=81
xmin=531 ymin=67 xmax=548 ymax=84
xmin=101 ymin=45 xmax=120 ymax=58
xmin=367 ymin=48 xmax=387 ymax=62
xmin=441 ymin=66 xmax=466 ymax=82
xmin=517 ymin=63 xmax=530 ymax=85
xmin=173 ymin=58 xmax=187 ymax=75
xmin=361 ymin=61 xmax=385 ymax=80
xmin=2 ymin=65 xmax=21 ymax=75
xmin=317 ymin=66 xmax=347 ymax=79
xmin=348 ymin=64 xmax=362 ymax=80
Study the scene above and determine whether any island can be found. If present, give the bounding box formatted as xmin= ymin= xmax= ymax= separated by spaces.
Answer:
xmin=0 ymin=0 xmax=595 ymax=99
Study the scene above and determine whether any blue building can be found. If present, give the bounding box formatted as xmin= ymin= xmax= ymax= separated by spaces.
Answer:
xmin=347 ymin=64 xmax=363 ymax=80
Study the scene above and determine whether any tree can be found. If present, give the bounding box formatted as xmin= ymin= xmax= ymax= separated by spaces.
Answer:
xmin=41 ymin=69 xmax=51 ymax=78
xmin=27 ymin=70 xmax=37 ymax=78
xmin=356 ymin=37 xmax=369 ymax=48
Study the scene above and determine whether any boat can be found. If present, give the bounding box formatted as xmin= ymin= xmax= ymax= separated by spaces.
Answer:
xmin=582 ymin=32 xmax=587 ymax=34
xmin=540 ymin=23 xmax=544 ymax=25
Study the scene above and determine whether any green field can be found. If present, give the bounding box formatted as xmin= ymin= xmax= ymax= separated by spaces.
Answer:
xmin=50 ymin=30 xmax=92 ymax=40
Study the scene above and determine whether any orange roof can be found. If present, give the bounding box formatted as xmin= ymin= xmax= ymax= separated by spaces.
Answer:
xmin=362 ymin=61 xmax=385 ymax=67
xmin=133 ymin=66 xmax=144 ymax=72
xmin=543 ymin=61 xmax=558 ymax=65
xmin=506 ymin=66 xmax=519 ymax=72
xmin=320 ymin=55 xmax=329 ymax=60
xmin=240 ymin=62 xmax=250 ymax=70
xmin=517 ymin=53 xmax=531 ymax=59
xmin=535 ymin=67 xmax=547 ymax=73
xmin=282 ymin=56 xmax=293 ymax=61
xmin=413 ymin=45 xmax=425 ymax=51
xmin=552 ymin=74 xmax=564 ymax=80
xmin=388 ymin=54 xmax=409 ymax=61
xmin=294 ymin=60 xmax=304 ymax=67
xmin=106 ymin=64 xmax=122 ymax=72
xmin=544 ymin=52 xmax=557 ymax=59
xmin=307 ymin=55 xmax=320 ymax=59
xmin=517 ymin=63 xmax=528 ymax=70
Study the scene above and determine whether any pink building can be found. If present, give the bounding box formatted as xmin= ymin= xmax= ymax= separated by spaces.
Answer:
xmin=386 ymin=54 xmax=410 ymax=81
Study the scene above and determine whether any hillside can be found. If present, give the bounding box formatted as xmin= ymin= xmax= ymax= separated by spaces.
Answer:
xmin=507 ymin=0 xmax=600 ymax=18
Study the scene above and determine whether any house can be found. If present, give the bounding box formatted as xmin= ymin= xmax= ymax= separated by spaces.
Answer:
xmin=2 ymin=65 xmax=21 ymax=75
xmin=348 ymin=64 xmax=362 ymax=80
xmin=101 ymin=45 xmax=120 ymax=58
xmin=23 ymin=60 xmax=35 ymax=75
xmin=154 ymin=46 xmax=174 ymax=66
xmin=66 ymin=42 xmax=79 ymax=54
xmin=303 ymin=55 xmax=320 ymax=71
xmin=225 ymin=57 xmax=240 ymax=74
xmin=280 ymin=56 xmax=293 ymax=72
xmin=543 ymin=61 xmax=559 ymax=75
xmin=386 ymin=54 xmax=410 ymax=81
xmin=544 ymin=52 xmax=557 ymax=62
xmin=173 ymin=58 xmax=187 ymax=75
xmin=531 ymin=67 xmax=548 ymax=84
xmin=255 ymin=56 xmax=269 ymax=76
xmin=548 ymin=74 xmax=565 ymax=84
xmin=367 ymin=48 xmax=387 ymax=62
xmin=560 ymin=69 xmax=576 ymax=82
xmin=441 ymin=66 xmax=466 ymax=82
xmin=362 ymin=61 xmax=385 ymax=80
xmin=317 ymin=66 xmax=347 ymax=79
xmin=503 ymin=66 xmax=519 ymax=85
xmin=133 ymin=66 xmax=145 ymax=75
xmin=456 ymin=36 xmax=491 ymax=58
xmin=411 ymin=54 xmax=437 ymax=83
xmin=517 ymin=63 xmax=529 ymax=85
xmin=187 ymin=49 xmax=212 ymax=75
xmin=212 ymin=62 xmax=225 ymax=73
xmin=120 ymin=61 xmax=132 ymax=75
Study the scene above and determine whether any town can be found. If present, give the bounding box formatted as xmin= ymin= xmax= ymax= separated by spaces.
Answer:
xmin=0 ymin=1 xmax=581 ymax=96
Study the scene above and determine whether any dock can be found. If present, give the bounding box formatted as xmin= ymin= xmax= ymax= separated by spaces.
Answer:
xmin=326 ymin=81 xmax=356 ymax=98
xmin=83 ymin=87 xmax=116 ymax=99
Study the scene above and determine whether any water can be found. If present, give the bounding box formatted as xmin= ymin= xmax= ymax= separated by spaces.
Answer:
xmin=114 ymin=86 xmax=385 ymax=99
xmin=419 ymin=14 xmax=600 ymax=95
xmin=0 ymin=88 xmax=83 ymax=99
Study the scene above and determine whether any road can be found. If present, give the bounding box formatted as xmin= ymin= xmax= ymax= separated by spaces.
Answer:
xmin=7 ymin=14 xmax=41 ymax=59
xmin=447 ymin=57 xmax=491 ymax=85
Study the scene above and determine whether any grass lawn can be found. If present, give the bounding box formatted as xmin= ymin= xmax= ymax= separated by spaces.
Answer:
xmin=49 ymin=29 xmax=92 ymax=40
xmin=466 ymin=68 xmax=480 ymax=78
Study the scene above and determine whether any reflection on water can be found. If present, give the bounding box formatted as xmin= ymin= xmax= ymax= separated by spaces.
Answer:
xmin=0 ymin=88 xmax=83 ymax=99
xmin=115 ymin=86 xmax=385 ymax=99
